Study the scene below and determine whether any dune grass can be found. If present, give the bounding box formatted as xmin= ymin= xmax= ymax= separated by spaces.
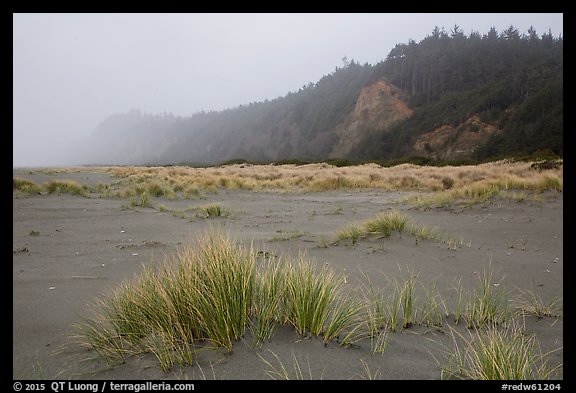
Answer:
xmin=405 ymin=174 xmax=563 ymax=208
xmin=15 ymin=160 xmax=562 ymax=211
xmin=49 ymin=158 xmax=557 ymax=200
xmin=364 ymin=209 xmax=410 ymax=237
xmin=417 ymin=281 xmax=448 ymax=327
xmin=335 ymin=224 xmax=363 ymax=244
xmin=335 ymin=209 xmax=450 ymax=245
xmin=78 ymin=231 xmax=427 ymax=370
xmin=250 ymin=258 xmax=287 ymax=347
xmin=511 ymin=288 xmax=563 ymax=319
xmin=45 ymin=180 xmax=89 ymax=196
xmin=200 ymin=203 xmax=229 ymax=218
xmin=75 ymin=231 xmax=255 ymax=370
xmin=74 ymin=230 xmax=561 ymax=378
xmin=155 ymin=203 xmax=231 ymax=221
xmin=14 ymin=177 xmax=88 ymax=197
xmin=13 ymin=177 xmax=43 ymax=194
xmin=439 ymin=321 xmax=562 ymax=380
xmin=283 ymin=257 xmax=347 ymax=338
xmin=357 ymin=267 xmax=440 ymax=337
xmin=75 ymin=230 xmax=360 ymax=369
xmin=464 ymin=264 xmax=511 ymax=328
xmin=128 ymin=191 xmax=152 ymax=208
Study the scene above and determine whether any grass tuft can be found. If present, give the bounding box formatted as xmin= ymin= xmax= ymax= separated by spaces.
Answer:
xmin=45 ymin=180 xmax=88 ymax=196
xmin=334 ymin=209 xmax=451 ymax=245
xmin=250 ymin=258 xmax=287 ymax=347
xmin=75 ymin=230 xmax=361 ymax=370
xmin=193 ymin=203 xmax=230 ymax=218
xmin=129 ymin=192 xmax=152 ymax=207
xmin=13 ymin=177 xmax=43 ymax=194
xmin=464 ymin=264 xmax=511 ymax=328
xmin=283 ymin=257 xmax=344 ymax=337
xmin=364 ymin=210 xmax=409 ymax=237
xmin=512 ymin=288 xmax=562 ymax=319
xmin=73 ymin=226 xmax=561 ymax=378
xmin=440 ymin=322 xmax=562 ymax=380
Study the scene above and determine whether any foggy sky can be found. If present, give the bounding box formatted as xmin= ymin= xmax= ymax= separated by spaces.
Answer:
xmin=12 ymin=13 xmax=563 ymax=167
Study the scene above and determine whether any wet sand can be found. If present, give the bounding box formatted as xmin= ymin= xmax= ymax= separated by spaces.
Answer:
xmin=13 ymin=168 xmax=563 ymax=380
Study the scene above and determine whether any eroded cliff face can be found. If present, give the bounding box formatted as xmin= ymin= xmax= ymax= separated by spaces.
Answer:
xmin=329 ymin=80 xmax=502 ymax=161
xmin=330 ymin=80 xmax=413 ymax=158
xmin=413 ymin=115 xmax=501 ymax=160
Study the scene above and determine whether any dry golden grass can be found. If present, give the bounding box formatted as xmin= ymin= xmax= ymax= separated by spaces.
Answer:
xmin=92 ymin=160 xmax=562 ymax=198
xmin=22 ymin=160 xmax=561 ymax=207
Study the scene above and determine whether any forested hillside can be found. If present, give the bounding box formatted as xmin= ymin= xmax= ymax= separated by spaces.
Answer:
xmin=78 ymin=25 xmax=562 ymax=165
xmin=356 ymin=25 xmax=563 ymax=161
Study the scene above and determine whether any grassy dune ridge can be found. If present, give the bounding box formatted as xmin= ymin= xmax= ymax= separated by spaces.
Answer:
xmin=102 ymin=159 xmax=563 ymax=195
xmin=14 ymin=160 xmax=562 ymax=207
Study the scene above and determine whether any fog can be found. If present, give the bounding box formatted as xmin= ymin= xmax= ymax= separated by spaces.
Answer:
xmin=12 ymin=13 xmax=563 ymax=167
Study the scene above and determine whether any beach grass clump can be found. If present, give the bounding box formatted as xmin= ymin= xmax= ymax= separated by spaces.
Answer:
xmin=178 ymin=231 xmax=256 ymax=351
xmin=197 ymin=203 xmax=230 ymax=218
xmin=536 ymin=175 xmax=562 ymax=193
xmin=283 ymin=257 xmax=344 ymax=337
xmin=13 ymin=177 xmax=43 ymax=194
xmin=407 ymin=173 xmax=563 ymax=208
xmin=250 ymin=258 xmax=288 ymax=346
xmin=440 ymin=322 xmax=562 ymax=380
xmin=512 ymin=289 xmax=562 ymax=319
xmin=189 ymin=239 xmax=253 ymax=348
xmin=355 ymin=278 xmax=395 ymax=351
xmin=417 ymin=281 xmax=448 ymax=327
xmin=145 ymin=181 xmax=173 ymax=198
xmin=321 ymin=290 xmax=366 ymax=345
xmin=458 ymin=183 xmax=502 ymax=203
xmin=359 ymin=268 xmax=418 ymax=333
xmin=75 ymin=303 xmax=133 ymax=366
xmin=335 ymin=223 xmax=363 ymax=244
xmin=364 ymin=210 xmax=410 ymax=237
xmin=182 ymin=185 xmax=204 ymax=200
xmin=44 ymin=179 xmax=88 ymax=196
xmin=394 ymin=268 xmax=417 ymax=329
xmin=359 ymin=279 xmax=389 ymax=336
xmin=74 ymin=230 xmax=256 ymax=368
xmin=464 ymin=265 xmax=511 ymax=328
xmin=129 ymin=192 xmax=152 ymax=208
xmin=75 ymin=230 xmax=363 ymax=370
xmin=334 ymin=209 xmax=450 ymax=245
xmin=406 ymin=223 xmax=446 ymax=242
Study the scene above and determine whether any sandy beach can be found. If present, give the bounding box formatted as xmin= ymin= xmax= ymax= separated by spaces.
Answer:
xmin=13 ymin=167 xmax=563 ymax=380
